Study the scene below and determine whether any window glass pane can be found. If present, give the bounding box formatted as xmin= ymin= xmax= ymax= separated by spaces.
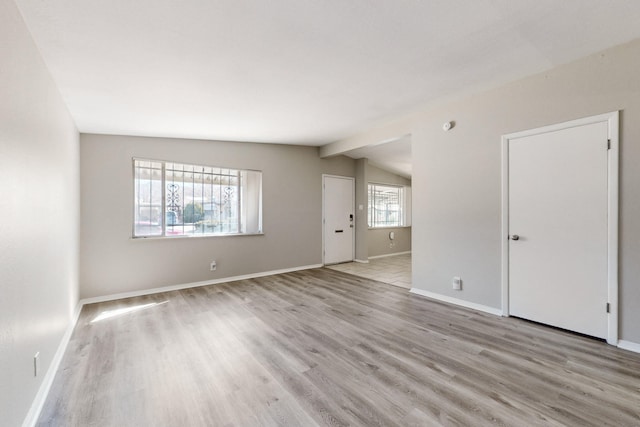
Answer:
xmin=241 ymin=170 xmax=262 ymax=234
xmin=134 ymin=160 xmax=162 ymax=237
xmin=133 ymin=159 xmax=261 ymax=238
xmin=368 ymin=184 xmax=404 ymax=228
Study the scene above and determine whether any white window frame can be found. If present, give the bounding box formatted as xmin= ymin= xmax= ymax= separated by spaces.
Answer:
xmin=368 ymin=183 xmax=409 ymax=228
xmin=133 ymin=158 xmax=262 ymax=238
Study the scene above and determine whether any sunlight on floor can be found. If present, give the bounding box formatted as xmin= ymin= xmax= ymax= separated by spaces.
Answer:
xmin=91 ymin=300 xmax=169 ymax=323
xmin=326 ymin=253 xmax=411 ymax=289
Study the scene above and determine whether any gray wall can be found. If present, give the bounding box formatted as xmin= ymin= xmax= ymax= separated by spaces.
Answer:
xmin=80 ymin=134 xmax=355 ymax=299
xmin=354 ymin=159 xmax=369 ymax=261
xmin=323 ymin=38 xmax=640 ymax=344
xmin=368 ymin=164 xmax=411 ymax=187
xmin=368 ymin=227 xmax=412 ymax=258
xmin=367 ymin=164 xmax=412 ymax=258
xmin=0 ymin=1 xmax=80 ymax=425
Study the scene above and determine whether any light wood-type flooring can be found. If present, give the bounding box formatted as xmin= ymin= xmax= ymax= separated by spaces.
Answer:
xmin=326 ymin=253 xmax=411 ymax=289
xmin=39 ymin=268 xmax=640 ymax=426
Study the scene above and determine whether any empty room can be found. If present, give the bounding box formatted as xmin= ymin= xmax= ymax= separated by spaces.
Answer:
xmin=2 ymin=0 xmax=640 ymax=426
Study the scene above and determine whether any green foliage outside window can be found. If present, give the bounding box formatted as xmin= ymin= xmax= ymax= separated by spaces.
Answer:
xmin=183 ymin=202 xmax=204 ymax=223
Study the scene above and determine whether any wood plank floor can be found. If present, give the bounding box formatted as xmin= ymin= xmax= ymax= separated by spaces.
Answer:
xmin=326 ymin=253 xmax=412 ymax=289
xmin=39 ymin=268 xmax=640 ymax=426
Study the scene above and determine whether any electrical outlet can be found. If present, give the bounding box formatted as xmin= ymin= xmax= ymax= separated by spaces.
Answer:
xmin=210 ymin=261 xmax=217 ymax=271
xmin=452 ymin=276 xmax=462 ymax=290
xmin=34 ymin=352 xmax=39 ymax=377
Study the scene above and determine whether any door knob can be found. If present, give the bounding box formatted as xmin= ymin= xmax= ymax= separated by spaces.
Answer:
xmin=509 ymin=235 xmax=520 ymax=241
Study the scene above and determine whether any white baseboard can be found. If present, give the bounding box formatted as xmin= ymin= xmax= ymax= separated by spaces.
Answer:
xmin=22 ymin=302 xmax=83 ymax=427
xmin=618 ymin=340 xmax=640 ymax=354
xmin=368 ymin=251 xmax=411 ymax=260
xmin=80 ymin=264 xmax=323 ymax=305
xmin=353 ymin=259 xmax=369 ymax=264
xmin=409 ymin=288 xmax=503 ymax=317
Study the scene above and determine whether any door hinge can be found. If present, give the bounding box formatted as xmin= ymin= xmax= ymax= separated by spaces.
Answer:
xmin=606 ymin=302 xmax=610 ymax=313
xmin=607 ymin=139 xmax=611 ymax=150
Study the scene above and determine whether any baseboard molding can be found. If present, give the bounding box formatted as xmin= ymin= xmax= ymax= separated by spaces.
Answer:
xmin=22 ymin=302 xmax=83 ymax=427
xmin=80 ymin=264 xmax=323 ymax=305
xmin=618 ymin=340 xmax=640 ymax=354
xmin=409 ymin=288 xmax=503 ymax=317
xmin=353 ymin=259 xmax=369 ymax=264
xmin=368 ymin=251 xmax=411 ymax=260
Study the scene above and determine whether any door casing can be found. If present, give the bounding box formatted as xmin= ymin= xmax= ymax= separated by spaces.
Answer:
xmin=501 ymin=111 xmax=619 ymax=345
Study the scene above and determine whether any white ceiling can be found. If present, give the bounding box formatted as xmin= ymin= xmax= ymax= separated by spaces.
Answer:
xmin=343 ymin=136 xmax=412 ymax=179
xmin=15 ymin=0 xmax=640 ymax=150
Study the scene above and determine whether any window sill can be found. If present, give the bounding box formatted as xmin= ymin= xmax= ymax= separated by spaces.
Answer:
xmin=367 ymin=226 xmax=411 ymax=230
xmin=131 ymin=232 xmax=264 ymax=241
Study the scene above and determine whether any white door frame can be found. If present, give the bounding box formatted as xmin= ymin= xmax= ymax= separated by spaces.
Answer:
xmin=501 ymin=111 xmax=619 ymax=345
xmin=322 ymin=174 xmax=355 ymax=265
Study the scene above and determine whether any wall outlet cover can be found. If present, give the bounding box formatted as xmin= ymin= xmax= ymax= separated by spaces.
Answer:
xmin=34 ymin=352 xmax=39 ymax=377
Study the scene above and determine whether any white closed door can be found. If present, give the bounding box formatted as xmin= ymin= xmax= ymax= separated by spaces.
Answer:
xmin=508 ymin=121 xmax=609 ymax=339
xmin=323 ymin=176 xmax=354 ymax=264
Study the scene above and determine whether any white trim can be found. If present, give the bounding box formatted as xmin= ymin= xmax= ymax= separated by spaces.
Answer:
xmin=617 ymin=340 xmax=640 ymax=354
xmin=322 ymin=174 xmax=355 ymax=265
xmin=607 ymin=112 xmax=620 ymax=345
xmin=366 ymin=226 xmax=411 ymax=230
xmin=409 ymin=288 xmax=503 ymax=317
xmin=501 ymin=131 xmax=510 ymax=317
xmin=131 ymin=232 xmax=265 ymax=241
xmin=368 ymin=251 xmax=412 ymax=260
xmin=501 ymin=111 xmax=619 ymax=344
xmin=353 ymin=259 xmax=369 ymax=264
xmin=80 ymin=264 xmax=323 ymax=305
xmin=22 ymin=303 xmax=83 ymax=427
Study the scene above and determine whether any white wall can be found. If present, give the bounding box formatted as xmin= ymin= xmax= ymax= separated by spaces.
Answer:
xmin=0 ymin=0 xmax=80 ymax=425
xmin=323 ymin=38 xmax=640 ymax=344
xmin=80 ymin=134 xmax=355 ymax=299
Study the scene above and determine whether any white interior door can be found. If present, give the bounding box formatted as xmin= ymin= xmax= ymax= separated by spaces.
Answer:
xmin=323 ymin=175 xmax=354 ymax=264
xmin=507 ymin=121 xmax=609 ymax=339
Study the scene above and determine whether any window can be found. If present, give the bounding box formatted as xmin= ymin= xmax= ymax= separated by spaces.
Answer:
xmin=368 ymin=183 xmax=407 ymax=228
xmin=133 ymin=159 xmax=262 ymax=238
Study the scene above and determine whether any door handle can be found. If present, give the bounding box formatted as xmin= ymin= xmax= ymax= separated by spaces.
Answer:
xmin=335 ymin=229 xmax=344 ymax=233
xmin=509 ymin=234 xmax=520 ymax=241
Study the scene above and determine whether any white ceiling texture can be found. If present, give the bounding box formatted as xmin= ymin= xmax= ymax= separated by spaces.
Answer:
xmin=15 ymin=0 xmax=640 ymax=176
